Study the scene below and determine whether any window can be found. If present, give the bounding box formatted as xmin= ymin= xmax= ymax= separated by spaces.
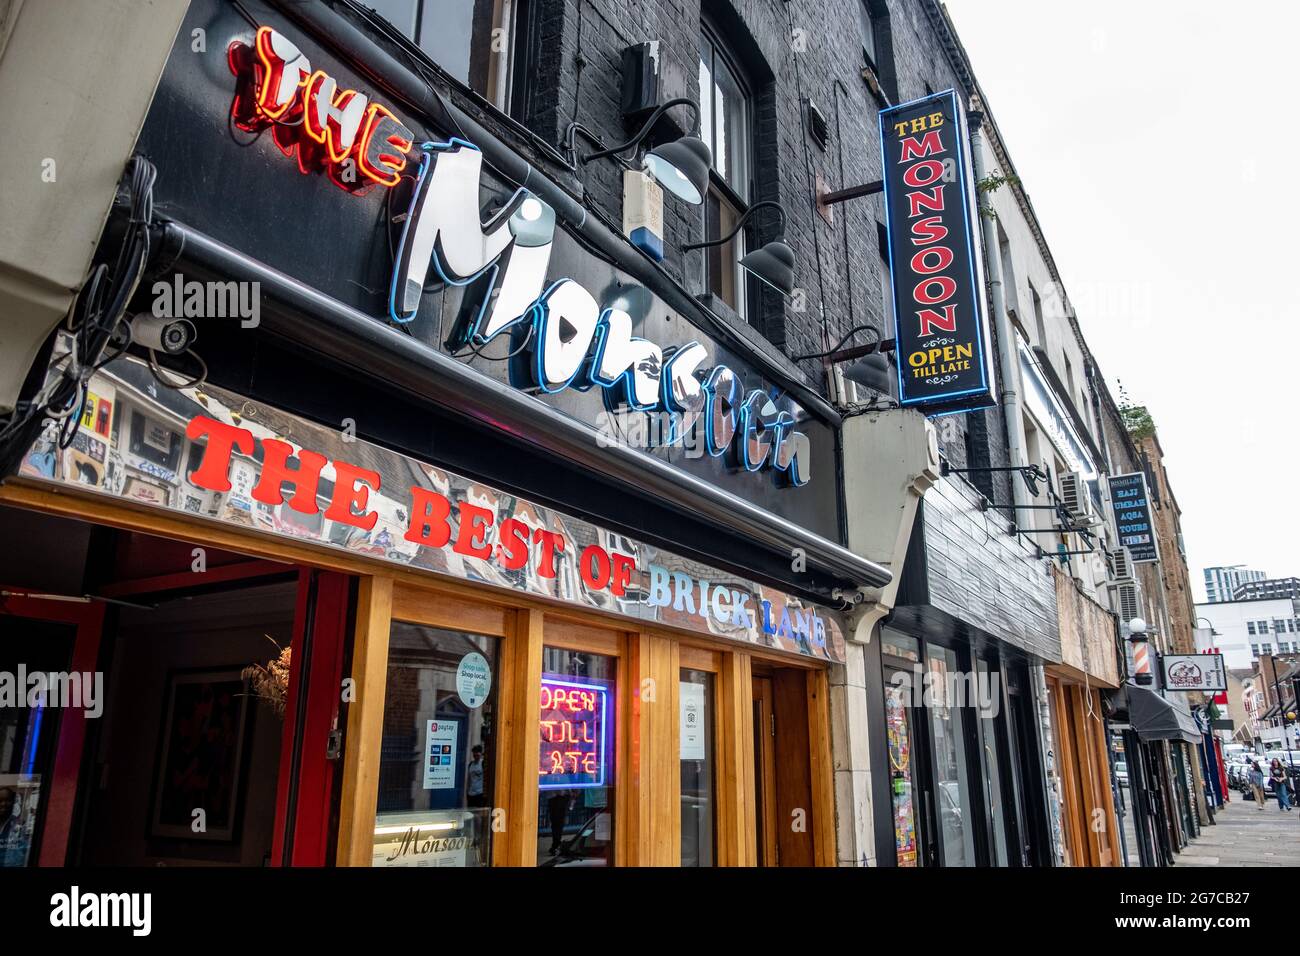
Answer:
xmin=538 ymin=647 xmax=617 ymax=866
xmin=680 ymin=668 xmax=717 ymax=866
xmin=699 ymin=25 xmax=754 ymax=322
xmin=1252 ymin=644 xmax=1260 ymax=657
xmin=1249 ymin=622 xmax=1257 ymax=635
xmin=1029 ymin=283 xmax=1047 ymax=349
xmin=366 ymin=0 xmax=528 ymax=115
xmin=858 ymin=0 xmax=880 ymax=70
xmin=373 ymin=623 xmax=500 ymax=867
xmin=1277 ymin=619 xmax=1287 ymax=633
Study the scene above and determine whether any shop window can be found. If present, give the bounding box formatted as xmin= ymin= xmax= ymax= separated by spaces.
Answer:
xmin=698 ymin=24 xmax=756 ymax=323
xmin=364 ymin=0 xmax=530 ymax=117
xmin=679 ymin=668 xmax=716 ymax=866
xmin=926 ymin=645 xmax=975 ymax=866
xmin=373 ymin=623 xmax=499 ymax=867
xmin=538 ymin=647 xmax=616 ymax=866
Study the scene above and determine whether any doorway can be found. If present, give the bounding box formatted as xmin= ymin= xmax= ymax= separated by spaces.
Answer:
xmin=750 ymin=667 xmax=823 ymax=867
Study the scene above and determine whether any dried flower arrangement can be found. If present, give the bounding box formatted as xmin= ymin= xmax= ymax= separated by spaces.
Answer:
xmin=243 ymin=636 xmax=291 ymax=720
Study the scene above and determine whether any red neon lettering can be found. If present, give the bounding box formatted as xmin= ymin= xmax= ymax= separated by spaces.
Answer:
xmin=185 ymin=416 xmax=254 ymax=492
xmin=251 ymin=438 xmax=327 ymax=513
xmin=358 ymin=104 xmax=414 ymax=187
xmin=302 ymin=71 xmax=369 ymax=164
xmin=405 ymin=487 xmax=453 ymax=547
xmin=323 ymin=460 xmax=379 ymax=531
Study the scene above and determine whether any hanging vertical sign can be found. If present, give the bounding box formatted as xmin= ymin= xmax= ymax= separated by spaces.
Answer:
xmin=1107 ymin=472 xmax=1159 ymax=564
xmin=879 ymin=90 xmax=995 ymax=414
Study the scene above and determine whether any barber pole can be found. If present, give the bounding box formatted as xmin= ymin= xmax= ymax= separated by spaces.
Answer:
xmin=1132 ymin=638 xmax=1153 ymax=686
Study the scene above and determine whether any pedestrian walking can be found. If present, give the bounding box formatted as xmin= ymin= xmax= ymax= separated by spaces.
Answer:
xmin=1250 ymin=761 xmax=1267 ymax=809
xmin=1270 ymin=758 xmax=1293 ymax=811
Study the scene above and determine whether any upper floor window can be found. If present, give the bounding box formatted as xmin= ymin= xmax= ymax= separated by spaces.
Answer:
xmin=1249 ymin=622 xmax=1257 ymax=635
xmin=698 ymin=25 xmax=755 ymax=322
xmin=859 ymin=1 xmax=880 ymax=70
xmin=366 ymin=0 xmax=529 ymax=117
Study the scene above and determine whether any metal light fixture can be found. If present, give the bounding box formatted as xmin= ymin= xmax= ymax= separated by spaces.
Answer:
xmin=563 ymin=98 xmax=711 ymax=206
xmin=843 ymin=351 xmax=894 ymax=394
xmin=682 ymin=201 xmax=796 ymax=297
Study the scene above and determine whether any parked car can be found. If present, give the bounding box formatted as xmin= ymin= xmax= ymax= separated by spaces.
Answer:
xmin=1114 ymin=760 xmax=1128 ymax=786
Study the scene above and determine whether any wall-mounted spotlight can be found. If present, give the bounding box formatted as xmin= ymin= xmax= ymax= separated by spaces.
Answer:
xmin=563 ymin=97 xmax=711 ymax=205
xmin=682 ymin=200 xmax=795 ymax=297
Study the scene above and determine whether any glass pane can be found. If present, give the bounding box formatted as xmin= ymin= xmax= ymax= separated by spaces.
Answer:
xmin=706 ymin=189 xmax=746 ymax=318
xmin=373 ymin=622 xmax=499 ymax=867
xmin=0 ymin=620 xmax=72 ymax=868
xmin=882 ymin=628 xmax=920 ymax=663
xmin=927 ymin=645 xmax=975 ymax=866
xmin=538 ymin=647 xmax=616 ymax=866
xmin=698 ymin=38 xmax=714 ymax=160
xmin=680 ymin=669 xmax=716 ymax=866
xmin=415 ymin=1 xmax=497 ymax=98
xmin=884 ymin=669 xmax=921 ymax=867
xmin=711 ymin=52 xmax=749 ymax=199
xmin=976 ymin=659 xmax=1009 ymax=865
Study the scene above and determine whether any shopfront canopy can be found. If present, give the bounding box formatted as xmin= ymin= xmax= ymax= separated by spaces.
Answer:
xmin=1128 ymin=686 xmax=1203 ymax=745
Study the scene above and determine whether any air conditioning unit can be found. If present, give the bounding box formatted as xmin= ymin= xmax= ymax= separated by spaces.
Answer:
xmin=1059 ymin=470 xmax=1098 ymax=525
xmin=1116 ymin=580 xmax=1144 ymax=625
xmin=1110 ymin=547 xmax=1136 ymax=584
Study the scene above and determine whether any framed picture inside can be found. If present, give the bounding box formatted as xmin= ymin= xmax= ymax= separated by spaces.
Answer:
xmin=149 ymin=667 xmax=253 ymax=842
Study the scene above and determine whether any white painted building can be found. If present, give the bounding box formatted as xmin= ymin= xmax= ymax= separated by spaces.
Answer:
xmin=1194 ymin=597 xmax=1300 ymax=670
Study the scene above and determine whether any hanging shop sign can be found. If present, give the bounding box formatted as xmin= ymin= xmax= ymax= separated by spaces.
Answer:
xmin=538 ymin=676 xmax=610 ymax=789
xmin=879 ymin=90 xmax=995 ymax=415
xmin=1162 ymin=655 xmax=1228 ymax=693
xmin=1107 ymin=472 xmax=1159 ymax=564
xmin=227 ymin=27 xmax=810 ymax=488
xmin=18 ymin=352 xmax=845 ymax=663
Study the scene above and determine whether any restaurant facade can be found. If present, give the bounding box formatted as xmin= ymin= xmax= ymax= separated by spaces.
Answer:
xmin=0 ymin=0 xmax=909 ymax=867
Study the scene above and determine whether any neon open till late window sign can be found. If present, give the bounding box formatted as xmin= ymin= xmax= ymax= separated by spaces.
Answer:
xmin=538 ymin=676 xmax=609 ymax=790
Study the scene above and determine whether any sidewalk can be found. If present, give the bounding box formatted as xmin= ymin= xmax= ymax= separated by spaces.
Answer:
xmin=1175 ymin=796 xmax=1300 ymax=866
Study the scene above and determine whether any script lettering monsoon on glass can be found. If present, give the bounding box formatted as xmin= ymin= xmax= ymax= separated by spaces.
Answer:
xmin=879 ymin=90 xmax=994 ymax=414
xmin=538 ymin=677 xmax=608 ymax=789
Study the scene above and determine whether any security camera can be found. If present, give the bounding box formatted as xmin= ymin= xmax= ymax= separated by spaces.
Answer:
xmin=130 ymin=314 xmax=196 ymax=354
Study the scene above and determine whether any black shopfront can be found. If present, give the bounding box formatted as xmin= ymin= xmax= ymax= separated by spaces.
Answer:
xmin=865 ymin=481 xmax=1060 ymax=867
xmin=1 ymin=0 xmax=894 ymax=867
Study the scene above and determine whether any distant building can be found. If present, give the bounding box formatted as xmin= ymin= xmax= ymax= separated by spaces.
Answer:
xmin=1195 ymin=597 xmax=1300 ymax=670
xmin=1203 ymin=565 xmax=1267 ymax=603
xmin=1232 ymin=577 xmax=1300 ymax=602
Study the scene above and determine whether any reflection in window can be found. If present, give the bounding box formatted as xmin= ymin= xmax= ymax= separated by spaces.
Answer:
xmin=538 ymin=647 xmax=616 ymax=867
xmin=365 ymin=0 xmax=521 ymax=112
xmin=373 ymin=623 xmax=498 ymax=867
xmin=680 ymin=669 xmax=716 ymax=866
xmin=927 ymin=645 xmax=974 ymax=866
xmin=698 ymin=25 xmax=753 ymax=321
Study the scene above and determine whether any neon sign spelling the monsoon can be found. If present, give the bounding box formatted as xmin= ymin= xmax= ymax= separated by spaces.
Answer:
xmin=538 ymin=676 xmax=609 ymax=789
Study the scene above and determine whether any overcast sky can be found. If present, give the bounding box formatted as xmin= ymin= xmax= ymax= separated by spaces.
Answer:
xmin=942 ymin=0 xmax=1296 ymax=602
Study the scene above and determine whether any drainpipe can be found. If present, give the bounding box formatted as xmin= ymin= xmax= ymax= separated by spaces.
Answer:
xmin=967 ymin=107 xmax=1032 ymax=520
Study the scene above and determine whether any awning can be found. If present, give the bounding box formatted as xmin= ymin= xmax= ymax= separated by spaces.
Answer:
xmin=1129 ymin=686 xmax=1203 ymax=745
